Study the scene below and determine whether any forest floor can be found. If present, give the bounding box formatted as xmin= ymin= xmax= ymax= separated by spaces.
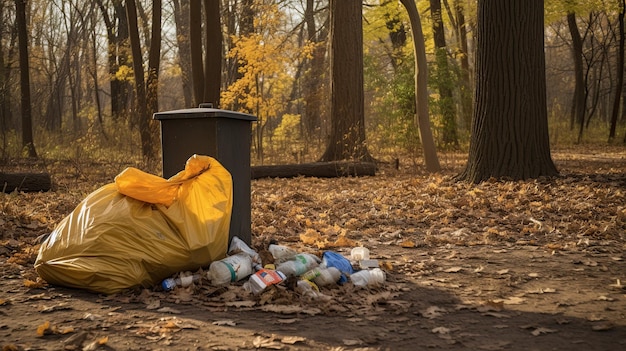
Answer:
xmin=0 ymin=145 xmax=625 ymax=351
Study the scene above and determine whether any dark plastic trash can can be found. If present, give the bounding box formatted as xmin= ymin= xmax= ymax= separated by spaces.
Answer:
xmin=153 ymin=104 xmax=257 ymax=245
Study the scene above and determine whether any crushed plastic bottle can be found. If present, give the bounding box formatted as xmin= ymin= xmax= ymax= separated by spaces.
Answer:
xmin=268 ymin=243 xmax=297 ymax=264
xmin=350 ymin=268 xmax=386 ymax=288
xmin=301 ymin=266 xmax=341 ymax=287
xmin=276 ymin=253 xmax=320 ymax=277
xmin=161 ymin=273 xmax=201 ymax=291
xmin=207 ymin=252 xmax=254 ymax=286
xmin=295 ymin=280 xmax=331 ymax=301
xmin=244 ymin=268 xmax=286 ymax=294
xmin=228 ymin=236 xmax=262 ymax=269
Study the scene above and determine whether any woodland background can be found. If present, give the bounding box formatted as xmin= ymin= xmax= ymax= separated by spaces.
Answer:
xmin=1 ymin=0 xmax=626 ymax=171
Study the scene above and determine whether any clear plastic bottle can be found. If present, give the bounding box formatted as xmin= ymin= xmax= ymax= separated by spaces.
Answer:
xmin=301 ymin=266 xmax=341 ymax=286
xmin=161 ymin=273 xmax=201 ymax=291
xmin=268 ymin=244 xmax=297 ymax=264
xmin=228 ymin=236 xmax=262 ymax=268
xmin=207 ymin=252 xmax=254 ymax=286
xmin=296 ymin=280 xmax=331 ymax=301
xmin=350 ymin=268 xmax=386 ymax=288
xmin=276 ymin=253 xmax=320 ymax=277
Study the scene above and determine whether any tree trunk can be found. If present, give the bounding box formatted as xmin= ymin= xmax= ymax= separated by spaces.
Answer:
xmin=458 ymin=0 xmax=558 ymax=183
xmin=15 ymin=0 xmax=37 ymax=158
xmin=609 ymin=0 xmax=625 ymax=142
xmin=320 ymin=0 xmax=372 ymax=162
xmin=303 ymin=0 xmax=325 ymax=143
xmin=451 ymin=0 xmax=473 ymax=130
xmin=203 ymin=0 xmax=221 ymax=107
xmin=400 ymin=0 xmax=441 ymax=172
xmin=97 ymin=0 xmax=130 ymax=121
xmin=429 ymin=0 xmax=458 ymax=147
xmin=173 ymin=0 xmax=192 ymax=107
xmin=146 ymin=0 xmax=162 ymax=158
xmin=0 ymin=2 xmax=6 ymax=141
xmin=567 ymin=12 xmax=586 ymax=132
xmin=126 ymin=0 xmax=151 ymax=161
xmin=190 ymin=1 xmax=204 ymax=106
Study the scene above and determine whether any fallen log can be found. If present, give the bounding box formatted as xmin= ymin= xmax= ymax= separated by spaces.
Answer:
xmin=251 ymin=161 xmax=376 ymax=179
xmin=0 ymin=172 xmax=52 ymax=193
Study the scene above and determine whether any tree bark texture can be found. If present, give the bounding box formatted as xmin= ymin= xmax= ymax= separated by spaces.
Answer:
xmin=203 ymin=0 xmax=222 ymax=107
xmin=15 ymin=0 xmax=37 ymax=158
xmin=609 ymin=0 xmax=625 ymax=142
xmin=190 ymin=1 xmax=204 ymax=106
xmin=126 ymin=0 xmax=155 ymax=163
xmin=1 ymin=172 xmax=51 ymax=193
xmin=460 ymin=0 xmax=558 ymax=183
xmin=320 ymin=0 xmax=372 ymax=162
xmin=430 ymin=0 xmax=458 ymax=147
xmin=567 ymin=12 xmax=586 ymax=132
xmin=400 ymin=0 xmax=441 ymax=172
xmin=251 ymin=162 xmax=376 ymax=179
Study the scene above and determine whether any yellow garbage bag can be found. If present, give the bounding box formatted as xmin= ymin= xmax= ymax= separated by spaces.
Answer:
xmin=34 ymin=155 xmax=233 ymax=294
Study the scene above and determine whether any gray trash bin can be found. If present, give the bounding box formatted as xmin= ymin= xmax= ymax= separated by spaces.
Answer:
xmin=153 ymin=103 xmax=257 ymax=245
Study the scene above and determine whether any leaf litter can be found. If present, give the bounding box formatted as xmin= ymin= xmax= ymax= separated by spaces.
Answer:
xmin=1 ymin=148 xmax=626 ymax=349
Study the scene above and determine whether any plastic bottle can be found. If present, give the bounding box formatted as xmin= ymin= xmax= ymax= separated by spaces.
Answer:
xmin=350 ymin=268 xmax=386 ymax=288
xmin=161 ymin=273 xmax=201 ymax=291
xmin=245 ymin=269 xmax=286 ymax=294
xmin=228 ymin=236 xmax=262 ymax=268
xmin=295 ymin=280 xmax=331 ymax=301
xmin=301 ymin=266 xmax=341 ymax=287
xmin=268 ymin=244 xmax=297 ymax=264
xmin=207 ymin=252 xmax=254 ymax=286
xmin=276 ymin=253 xmax=320 ymax=277
xmin=350 ymin=247 xmax=370 ymax=261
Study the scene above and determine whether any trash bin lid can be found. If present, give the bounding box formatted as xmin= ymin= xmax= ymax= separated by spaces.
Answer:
xmin=153 ymin=106 xmax=257 ymax=121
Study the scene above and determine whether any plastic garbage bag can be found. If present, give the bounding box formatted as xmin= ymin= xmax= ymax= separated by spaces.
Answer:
xmin=34 ymin=154 xmax=233 ymax=294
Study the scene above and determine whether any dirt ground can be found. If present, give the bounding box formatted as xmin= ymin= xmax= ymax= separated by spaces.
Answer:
xmin=1 ymin=147 xmax=625 ymax=350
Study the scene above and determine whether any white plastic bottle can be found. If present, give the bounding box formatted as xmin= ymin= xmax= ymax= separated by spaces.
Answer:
xmin=207 ymin=252 xmax=254 ymax=286
xmin=161 ymin=274 xmax=201 ymax=291
xmin=276 ymin=253 xmax=320 ymax=277
xmin=301 ymin=266 xmax=341 ymax=287
xmin=350 ymin=268 xmax=386 ymax=288
xmin=268 ymin=244 xmax=297 ymax=264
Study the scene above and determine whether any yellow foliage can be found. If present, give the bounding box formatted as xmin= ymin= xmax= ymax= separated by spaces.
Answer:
xmin=115 ymin=65 xmax=134 ymax=82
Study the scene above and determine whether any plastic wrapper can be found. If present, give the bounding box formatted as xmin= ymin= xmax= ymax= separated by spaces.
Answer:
xmin=34 ymin=155 xmax=233 ymax=294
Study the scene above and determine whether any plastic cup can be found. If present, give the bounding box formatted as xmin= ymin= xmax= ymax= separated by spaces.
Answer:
xmin=351 ymin=247 xmax=370 ymax=261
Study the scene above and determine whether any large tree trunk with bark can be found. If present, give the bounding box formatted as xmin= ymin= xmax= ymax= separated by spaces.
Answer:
xmin=320 ymin=0 xmax=372 ymax=162
xmin=458 ymin=0 xmax=558 ymax=183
